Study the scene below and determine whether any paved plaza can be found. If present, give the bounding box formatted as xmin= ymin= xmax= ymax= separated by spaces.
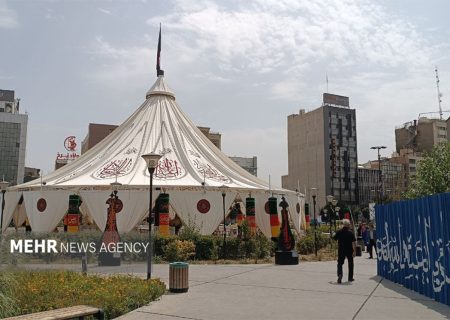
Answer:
xmin=20 ymin=257 xmax=450 ymax=320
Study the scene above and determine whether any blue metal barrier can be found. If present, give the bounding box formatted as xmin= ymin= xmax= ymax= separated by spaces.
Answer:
xmin=376 ymin=192 xmax=450 ymax=306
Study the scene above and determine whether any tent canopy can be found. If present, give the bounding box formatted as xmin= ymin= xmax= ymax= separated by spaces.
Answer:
xmin=4 ymin=75 xmax=305 ymax=236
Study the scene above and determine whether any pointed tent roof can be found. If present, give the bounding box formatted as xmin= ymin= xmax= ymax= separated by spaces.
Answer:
xmin=13 ymin=75 xmax=292 ymax=194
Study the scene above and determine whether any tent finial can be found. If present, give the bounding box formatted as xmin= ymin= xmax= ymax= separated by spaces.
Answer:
xmin=156 ymin=23 xmax=164 ymax=77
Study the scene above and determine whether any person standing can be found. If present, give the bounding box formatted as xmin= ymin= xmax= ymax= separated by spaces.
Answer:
xmin=367 ymin=224 xmax=377 ymax=259
xmin=333 ymin=219 xmax=356 ymax=283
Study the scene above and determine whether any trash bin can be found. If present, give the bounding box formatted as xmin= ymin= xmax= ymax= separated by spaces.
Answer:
xmin=169 ymin=262 xmax=189 ymax=293
xmin=355 ymin=245 xmax=362 ymax=257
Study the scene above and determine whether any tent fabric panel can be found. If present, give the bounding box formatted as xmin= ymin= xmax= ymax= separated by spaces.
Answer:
xmin=115 ymin=190 xmax=149 ymax=233
xmin=79 ymin=190 xmax=111 ymax=232
xmin=23 ymin=190 xmax=71 ymax=232
xmin=80 ymin=190 xmax=152 ymax=233
xmin=14 ymin=202 xmax=27 ymax=229
xmin=253 ymin=192 xmax=272 ymax=238
xmin=169 ymin=190 xmax=237 ymax=235
xmin=285 ymin=194 xmax=304 ymax=234
xmin=1 ymin=191 xmax=21 ymax=233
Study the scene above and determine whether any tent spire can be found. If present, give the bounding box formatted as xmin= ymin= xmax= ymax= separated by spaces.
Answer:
xmin=156 ymin=23 xmax=164 ymax=77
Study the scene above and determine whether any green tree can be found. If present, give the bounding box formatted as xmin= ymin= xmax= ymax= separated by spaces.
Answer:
xmin=404 ymin=142 xmax=450 ymax=199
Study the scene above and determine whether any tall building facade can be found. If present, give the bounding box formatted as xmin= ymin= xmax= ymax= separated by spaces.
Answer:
xmin=0 ymin=89 xmax=28 ymax=185
xmin=282 ymin=93 xmax=358 ymax=209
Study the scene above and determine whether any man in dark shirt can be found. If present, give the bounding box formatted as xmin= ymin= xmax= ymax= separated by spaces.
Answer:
xmin=333 ymin=219 xmax=356 ymax=283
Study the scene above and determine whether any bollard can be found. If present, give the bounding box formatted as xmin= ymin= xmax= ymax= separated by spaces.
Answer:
xmin=355 ymin=245 xmax=362 ymax=257
xmin=81 ymin=253 xmax=88 ymax=275
xmin=169 ymin=262 xmax=189 ymax=293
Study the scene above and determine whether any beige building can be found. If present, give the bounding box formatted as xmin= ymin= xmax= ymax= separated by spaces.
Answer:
xmin=197 ymin=126 xmax=221 ymax=150
xmin=395 ymin=117 xmax=448 ymax=153
xmin=81 ymin=123 xmax=118 ymax=154
xmin=282 ymin=93 xmax=358 ymax=209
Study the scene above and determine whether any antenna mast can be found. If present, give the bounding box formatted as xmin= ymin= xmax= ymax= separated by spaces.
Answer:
xmin=435 ymin=66 xmax=443 ymax=120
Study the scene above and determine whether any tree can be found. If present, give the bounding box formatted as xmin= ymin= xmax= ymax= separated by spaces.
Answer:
xmin=404 ymin=142 xmax=450 ymax=199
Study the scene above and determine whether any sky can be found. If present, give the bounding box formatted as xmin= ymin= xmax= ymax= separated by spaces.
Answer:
xmin=1 ymin=0 xmax=450 ymax=187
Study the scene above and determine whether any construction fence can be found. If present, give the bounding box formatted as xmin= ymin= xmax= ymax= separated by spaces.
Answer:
xmin=376 ymin=192 xmax=450 ymax=306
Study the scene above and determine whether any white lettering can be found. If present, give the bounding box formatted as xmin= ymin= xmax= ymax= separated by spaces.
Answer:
xmin=24 ymin=240 xmax=34 ymax=253
xmin=99 ymin=243 xmax=107 ymax=252
xmin=10 ymin=240 xmax=22 ymax=253
xmin=60 ymin=242 xmax=69 ymax=253
xmin=48 ymin=240 xmax=58 ymax=253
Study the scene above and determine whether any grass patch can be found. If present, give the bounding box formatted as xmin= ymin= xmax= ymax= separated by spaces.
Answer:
xmin=0 ymin=270 xmax=166 ymax=319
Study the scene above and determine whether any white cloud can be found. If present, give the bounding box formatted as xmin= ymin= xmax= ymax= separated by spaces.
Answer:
xmin=83 ymin=0 xmax=446 ymax=183
xmin=146 ymin=0 xmax=433 ymax=76
xmin=0 ymin=0 xmax=18 ymax=28
xmin=191 ymin=72 xmax=231 ymax=83
xmin=98 ymin=8 xmax=112 ymax=15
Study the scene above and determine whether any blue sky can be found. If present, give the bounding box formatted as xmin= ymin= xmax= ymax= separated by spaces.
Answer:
xmin=1 ymin=0 xmax=449 ymax=186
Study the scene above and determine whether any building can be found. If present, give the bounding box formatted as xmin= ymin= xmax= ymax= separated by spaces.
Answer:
xmin=389 ymin=148 xmax=423 ymax=195
xmin=0 ymin=89 xmax=28 ymax=185
xmin=198 ymin=126 xmax=221 ymax=150
xmin=395 ymin=117 xmax=448 ymax=153
xmin=81 ymin=123 xmax=118 ymax=154
xmin=357 ymin=167 xmax=378 ymax=205
xmin=24 ymin=167 xmax=40 ymax=183
xmin=360 ymin=159 xmax=403 ymax=202
xmin=229 ymin=156 xmax=257 ymax=176
xmin=282 ymin=93 xmax=358 ymax=209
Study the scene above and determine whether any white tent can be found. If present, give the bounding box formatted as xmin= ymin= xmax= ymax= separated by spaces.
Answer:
xmin=3 ymin=75 xmax=305 ymax=236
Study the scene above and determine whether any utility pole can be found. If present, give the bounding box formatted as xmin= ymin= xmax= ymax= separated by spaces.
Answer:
xmin=370 ymin=146 xmax=386 ymax=203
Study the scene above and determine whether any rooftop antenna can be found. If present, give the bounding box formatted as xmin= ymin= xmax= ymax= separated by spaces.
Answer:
xmin=435 ymin=66 xmax=443 ymax=120
xmin=326 ymin=73 xmax=329 ymax=93
xmin=156 ymin=23 xmax=164 ymax=77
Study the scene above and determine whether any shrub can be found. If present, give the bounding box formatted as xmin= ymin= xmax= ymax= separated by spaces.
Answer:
xmin=297 ymin=235 xmax=315 ymax=254
xmin=164 ymin=240 xmax=196 ymax=262
xmin=3 ymin=271 xmax=165 ymax=319
xmin=296 ymin=228 xmax=333 ymax=255
xmin=194 ymin=235 xmax=218 ymax=260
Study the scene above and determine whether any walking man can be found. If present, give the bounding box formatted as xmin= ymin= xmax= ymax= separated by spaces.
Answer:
xmin=333 ymin=219 xmax=356 ymax=283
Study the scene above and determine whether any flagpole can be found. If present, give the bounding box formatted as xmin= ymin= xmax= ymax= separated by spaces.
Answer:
xmin=156 ymin=23 xmax=164 ymax=77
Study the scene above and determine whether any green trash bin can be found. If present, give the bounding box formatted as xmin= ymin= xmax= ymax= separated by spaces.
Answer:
xmin=169 ymin=262 xmax=189 ymax=293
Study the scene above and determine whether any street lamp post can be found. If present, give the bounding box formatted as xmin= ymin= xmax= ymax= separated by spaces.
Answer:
xmin=219 ymin=185 xmax=228 ymax=259
xmin=326 ymin=195 xmax=334 ymax=240
xmin=141 ymin=153 xmax=162 ymax=280
xmin=371 ymin=146 xmax=386 ymax=204
xmin=311 ymin=187 xmax=318 ymax=256
xmin=0 ymin=180 xmax=9 ymax=239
